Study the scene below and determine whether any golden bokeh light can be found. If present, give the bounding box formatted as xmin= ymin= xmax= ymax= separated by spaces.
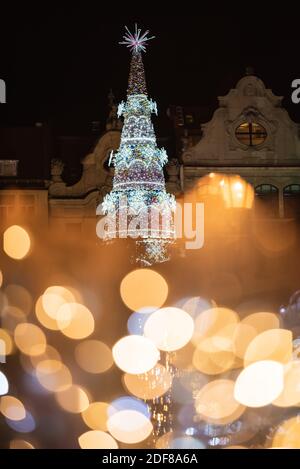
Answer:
xmin=234 ymin=360 xmax=284 ymax=407
xmin=30 ymin=345 xmax=62 ymax=369
xmin=0 ymin=269 xmax=2 ymax=288
xmin=192 ymin=307 xmax=239 ymax=346
xmin=120 ymin=269 xmax=168 ymax=312
xmin=123 ymin=364 xmax=172 ymax=400
xmin=273 ymin=361 xmax=300 ymax=408
xmin=78 ymin=431 xmax=118 ymax=449
xmin=112 ymin=335 xmax=159 ymax=374
xmin=241 ymin=312 xmax=280 ymax=333
xmin=193 ymin=345 xmax=236 ymax=375
xmin=144 ymin=307 xmax=194 ymax=352
xmin=244 ymin=329 xmax=292 ymax=366
xmin=5 ymin=284 xmax=32 ymax=316
xmin=232 ymin=323 xmax=257 ymax=360
xmin=41 ymin=285 xmax=76 ymax=320
xmin=272 ymin=417 xmax=300 ymax=449
xmin=14 ymin=323 xmax=47 ymax=357
xmin=9 ymin=439 xmax=34 ymax=449
xmin=221 ymin=175 xmax=254 ymax=209
xmin=75 ymin=340 xmax=113 ymax=374
xmin=55 ymin=385 xmax=89 ymax=413
xmin=0 ymin=328 xmax=14 ymax=355
xmin=35 ymin=296 xmax=59 ymax=331
xmin=107 ymin=409 xmax=153 ymax=444
xmin=35 ymin=360 xmax=72 ymax=392
xmin=3 ymin=225 xmax=31 ymax=260
xmin=0 ymin=396 xmax=26 ymax=421
xmin=57 ymin=303 xmax=95 ymax=340
xmin=195 ymin=379 xmax=245 ymax=425
xmin=81 ymin=402 xmax=109 ymax=431
xmin=1 ymin=306 xmax=27 ymax=333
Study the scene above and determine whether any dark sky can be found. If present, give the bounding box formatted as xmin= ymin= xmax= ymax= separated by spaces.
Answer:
xmin=1 ymin=10 xmax=300 ymax=133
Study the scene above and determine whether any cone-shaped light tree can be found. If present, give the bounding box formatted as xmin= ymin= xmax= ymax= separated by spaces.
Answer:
xmin=102 ymin=25 xmax=176 ymax=265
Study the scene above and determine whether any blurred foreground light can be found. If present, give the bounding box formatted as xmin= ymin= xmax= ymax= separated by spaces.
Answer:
xmin=272 ymin=417 xmax=300 ymax=449
xmin=107 ymin=409 xmax=153 ymax=444
xmin=81 ymin=402 xmax=109 ymax=431
xmin=0 ymin=371 xmax=9 ymax=395
xmin=108 ymin=396 xmax=150 ymax=419
xmin=233 ymin=312 xmax=281 ymax=360
xmin=1 ymin=305 xmax=27 ymax=333
xmin=123 ymin=364 xmax=172 ymax=400
xmin=35 ymin=296 xmax=59 ymax=331
xmin=3 ymin=225 xmax=31 ymax=259
xmin=180 ymin=296 xmax=213 ymax=320
xmin=144 ymin=307 xmax=194 ymax=352
xmin=192 ymin=307 xmax=239 ymax=346
xmin=55 ymin=385 xmax=89 ymax=413
xmin=273 ymin=361 xmax=300 ymax=407
xmin=75 ymin=340 xmax=113 ymax=374
xmin=221 ymin=175 xmax=254 ymax=209
xmin=7 ymin=410 xmax=36 ymax=433
xmin=244 ymin=329 xmax=292 ymax=366
xmin=234 ymin=360 xmax=284 ymax=407
xmin=112 ymin=335 xmax=159 ymax=374
xmin=14 ymin=323 xmax=47 ymax=356
xmin=10 ymin=439 xmax=34 ymax=449
xmin=35 ymin=360 xmax=72 ymax=392
xmin=193 ymin=345 xmax=236 ymax=375
xmin=0 ymin=395 xmax=26 ymax=421
xmin=0 ymin=269 xmax=2 ymax=288
xmin=42 ymin=286 xmax=76 ymax=320
xmin=0 ymin=328 xmax=13 ymax=355
xmin=120 ymin=269 xmax=168 ymax=312
xmin=5 ymin=284 xmax=32 ymax=316
xmin=195 ymin=379 xmax=245 ymax=425
xmin=57 ymin=303 xmax=95 ymax=339
xmin=78 ymin=431 xmax=118 ymax=449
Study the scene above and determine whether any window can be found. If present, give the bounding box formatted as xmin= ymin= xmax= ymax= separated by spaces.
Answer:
xmin=255 ymin=184 xmax=279 ymax=218
xmin=284 ymin=184 xmax=300 ymax=218
xmin=235 ymin=122 xmax=267 ymax=147
xmin=185 ymin=114 xmax=194 ymax=125
xmin=0 ymin=194 xmax=16 ymax=223
xmin=19 ymin=194 xmax=35 ymax=217
xmin=0 ymin=160 xmax=19 ymax=177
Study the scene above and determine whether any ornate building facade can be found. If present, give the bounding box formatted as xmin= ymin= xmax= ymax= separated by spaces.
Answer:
xmin=1 ymin=72 xmax=300 ymax=237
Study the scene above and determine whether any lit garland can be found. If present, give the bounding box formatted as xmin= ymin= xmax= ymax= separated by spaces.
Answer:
xmin=102 ymin=26 xmax=175 ymax=265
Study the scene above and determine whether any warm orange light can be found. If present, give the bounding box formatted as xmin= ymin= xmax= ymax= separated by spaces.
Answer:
xmin=35 ymin=296 xmax=59 ymax=330
xmin=35 ymin=360 xmax=72 ymax=392
xmin=272 ymin=417 xmax=300 ymax=448
xmin=55 ymin=385 xmax=89 ymax=413
xmin=123 ymin=364 xmax=172 ymax=400
xmin=144 ymin=307 xmax=194 ymax=352
xmin=9 ymin=439 xmax=34 ymax=449
xmin=3 ymin=225 xmax=31 ymax=259
xmin=107 ymin=409 xmax=153 ymax=444
xmin=112 ymin=335 xmax=159 ymax=374
xmin=0 ymin=328 xmax=14 ymax=355
xmin=195 ymin=379 xmax=245 ymax=425
xmin=273 ymin=361 xmax=300 ymax=408
xmin=0 ymin=396 xmax=26 ymax=421
xmin=120 ymin=269 xmax=168 ymax=312
xmin=81 ymin=402 xmax=109 ymax=431
xmin=78 ymin=431 xmax=118 ymax=449
xmin=42 ymin=286 xmax=76 ymax=320
xmin=14 ymin=323 xmax=47 ymax=357
xmin=244 ymin=329 xmax=292 ymax=366
xmin=57 ymin=303 xmax=95 ymax=340
xmin=234 ymin=360 xmax=284 ymax=407
xmin=75 ymin=340 xmax=113 ymax=374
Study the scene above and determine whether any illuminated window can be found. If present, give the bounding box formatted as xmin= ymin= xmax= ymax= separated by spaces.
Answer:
xmin=255 ymin=184 xmax=278 ymax=218
xmin=235 ymin=122 xmax=267 ymax=146
xmin=284 ymin=184 xmax=300 ymax=218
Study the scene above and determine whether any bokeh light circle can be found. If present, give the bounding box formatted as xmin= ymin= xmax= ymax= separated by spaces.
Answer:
xmin=112 ymin=335 xmax=159 ymax=374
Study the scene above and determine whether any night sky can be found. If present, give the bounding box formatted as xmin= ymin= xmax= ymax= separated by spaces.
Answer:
xmin=1 ymin=10 xmax=300 ymax=133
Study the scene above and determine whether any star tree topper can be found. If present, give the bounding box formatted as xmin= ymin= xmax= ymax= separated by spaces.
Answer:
xmin=119 ymin=24 xmax=155 ymax=53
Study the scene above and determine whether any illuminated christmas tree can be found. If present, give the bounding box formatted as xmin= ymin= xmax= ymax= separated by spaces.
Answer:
xmin=102 ymin=25 xmax=176 ymax=265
